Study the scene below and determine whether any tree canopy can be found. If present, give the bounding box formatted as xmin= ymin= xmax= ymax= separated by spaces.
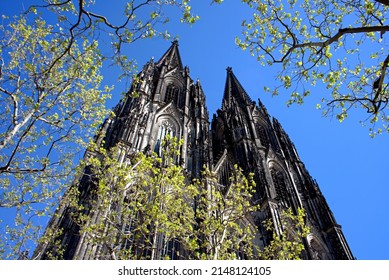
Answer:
xmin=66 ymin=137 xmax=199 ymax=260
xmin=227 ymin=0 xmax=389 ymax=136
xmin=0 ymin=0 xmax=198 ymax=259
xmin=37 ymin=136 xmax=308 ymax=260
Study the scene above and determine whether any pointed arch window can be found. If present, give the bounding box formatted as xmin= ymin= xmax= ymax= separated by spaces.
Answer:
xmin=232 ymin=116 xmax=245 ymax=140
xmin=256 ymin=123 xmax=269 ymax=147
xmin=154 ymin=120 xmax=176 ymax=156
xmin=164 ymin=84 xmax=179 ymax=105
xmin=252 ymin=168 xmax=266 ymax=202
xmin=270 ymin=168 xmax=289 ymax=207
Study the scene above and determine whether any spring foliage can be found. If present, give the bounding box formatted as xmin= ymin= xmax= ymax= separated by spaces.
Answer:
xmin=216 ymin=0 xmax=389 ymax=136
xmin=45 ymin=136 xmax=308 ymax=260
xmin=0 ymin=0 xmax=198 ymax=259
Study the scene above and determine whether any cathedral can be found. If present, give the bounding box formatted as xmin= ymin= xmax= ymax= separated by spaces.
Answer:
xmin=34 ymin=41 xmax=354 ymax=260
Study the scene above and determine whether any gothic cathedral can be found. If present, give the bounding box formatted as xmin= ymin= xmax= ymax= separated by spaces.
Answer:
xmin=34 ymin=41 xmax=354 ymax=260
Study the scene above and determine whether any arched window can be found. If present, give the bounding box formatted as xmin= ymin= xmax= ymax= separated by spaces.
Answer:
xmin=270 ymin=168 xmax=289 ymax=207
xmin=232 ymin=116 xmax=245 ymax=140
xmin=252 ymin=168 xmax=266 ymax=202
xmin=154 ymin=120 xmax=176 ymax=156
xmin=164 ymin=84 xmax=179 ymax=105
xmin=256 ymin=123 xmax=269 ymax=147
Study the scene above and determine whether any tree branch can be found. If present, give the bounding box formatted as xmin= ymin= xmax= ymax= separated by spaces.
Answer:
xmin=318 ymin=26 xmax=389 ymax=52
xmin=374 ymin=0 xmax=389 ymax=6
xmin=0 ymin=108 xmax=35 ymax=151
xmin=27 ymin=0 xmax=72 ymax=11
xmin=0 ymin=86 xmax=18 ymax=126
xmin=0 ymin=119 xmax=36 ymax=173
xmin=371 ymin=53 xmax=389 ymax=113
xmin=273 ymin=25 xmax=389 ymax=63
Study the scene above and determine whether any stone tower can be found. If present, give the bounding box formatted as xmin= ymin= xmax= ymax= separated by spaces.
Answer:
xmin=102 ymin=40 xmax=211 ymax=178
xmin=212 ymin=67 xmax=353 ymax=260
xmin=34 ymin=42 xmax=353 ymax=260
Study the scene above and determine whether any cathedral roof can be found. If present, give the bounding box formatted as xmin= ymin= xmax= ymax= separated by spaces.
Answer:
xmin=155 ymin=40 xmax=184 ymax=70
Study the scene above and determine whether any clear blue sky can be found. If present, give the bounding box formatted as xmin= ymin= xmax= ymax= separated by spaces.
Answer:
xmin=2 ymin=1 xmax=388 ymax=260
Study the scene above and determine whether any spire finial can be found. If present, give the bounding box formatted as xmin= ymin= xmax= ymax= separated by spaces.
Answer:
xmin=226 ymin=66 xmax=232 ymax=73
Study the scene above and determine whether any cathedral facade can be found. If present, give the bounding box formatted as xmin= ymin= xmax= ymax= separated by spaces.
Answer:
xmin=34 ymin=41 xmax=354 ymax=260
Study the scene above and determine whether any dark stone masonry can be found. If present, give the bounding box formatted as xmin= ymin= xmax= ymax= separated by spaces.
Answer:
xmin=34 ymin=41 xmax=353 ymax=260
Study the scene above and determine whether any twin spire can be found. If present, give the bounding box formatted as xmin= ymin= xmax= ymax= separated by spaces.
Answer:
xmin=156 ymin=41 xmax=263 ymax=111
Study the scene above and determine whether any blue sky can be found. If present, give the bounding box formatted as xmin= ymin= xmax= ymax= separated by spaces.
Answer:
xmin=2 ymin=1 xmax=388 ymax=260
